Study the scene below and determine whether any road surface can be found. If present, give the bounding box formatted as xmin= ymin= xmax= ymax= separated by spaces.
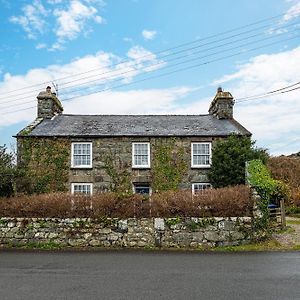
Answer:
xmin=0 ymin=250 xmax=299 ymax=299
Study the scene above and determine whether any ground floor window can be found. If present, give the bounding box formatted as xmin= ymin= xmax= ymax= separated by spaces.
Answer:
xmin=192 ymin=183 xmax=211 ymax=194
xmin=71 ymin=183 xmax=93 ymax=195
xmin=133 ymin=183 xmax=151 ymax=196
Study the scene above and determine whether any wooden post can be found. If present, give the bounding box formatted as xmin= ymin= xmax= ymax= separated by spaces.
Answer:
xmin=280 ymin=199 xmax=286 ymax=228
xmin=245 ymin=161 xmax=249 ymax=185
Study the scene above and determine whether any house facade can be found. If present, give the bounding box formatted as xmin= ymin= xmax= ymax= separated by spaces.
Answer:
xmin=16 ymin=87 xmax=251 ymax=195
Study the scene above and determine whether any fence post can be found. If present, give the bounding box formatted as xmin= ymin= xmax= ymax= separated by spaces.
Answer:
xmin=280 ymin=199 xmax=286 ymax=228
xmin=245 ymin=161 xmax=249 ymax=185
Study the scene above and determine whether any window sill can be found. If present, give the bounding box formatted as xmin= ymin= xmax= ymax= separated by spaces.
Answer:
xmin=71 ymin=166 xmax=93 ymax=169
xmin=132 ymin=166 xmax=151 ymax=169
xmin=191 ymin=165 xmax=211 ymax=169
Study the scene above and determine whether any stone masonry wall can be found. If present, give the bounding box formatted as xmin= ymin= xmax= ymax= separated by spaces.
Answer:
xmin=69 ymin=136 xmax=218 ymax=192
xmin=0 ymin=217 xmax=257 ymax=249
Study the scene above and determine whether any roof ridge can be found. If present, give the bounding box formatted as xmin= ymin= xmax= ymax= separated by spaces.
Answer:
xmin=60 ymin=114 xmax=211 ymax=117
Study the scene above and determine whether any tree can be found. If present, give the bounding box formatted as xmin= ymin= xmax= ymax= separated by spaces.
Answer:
xmin=0 ymin=145 xmax=15 ymax=197
xmin=208 ymin=135 xmax=268 ymax=188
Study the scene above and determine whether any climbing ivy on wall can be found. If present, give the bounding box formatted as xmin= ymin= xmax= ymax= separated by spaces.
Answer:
xmin=17 ymin=138 xmax=69 ymax=194
xmin=151 ymin=138 xmax=187 ymax=192
xmin=103 ymin=150 xmax=132 ymax=196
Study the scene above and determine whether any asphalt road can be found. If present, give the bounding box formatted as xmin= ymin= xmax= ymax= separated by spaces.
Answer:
xmin=0 ymin=250 xmax=300 ymax=300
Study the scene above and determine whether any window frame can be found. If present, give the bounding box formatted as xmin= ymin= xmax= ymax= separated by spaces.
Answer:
xmin=192 ymin=183 xmax=211 ymax=194
xmin=71 ymin=142 xmax=93 ymax=168
xmin=71 ymin=183 xmax=93 ymax=195
xmin=132 ymin=142 xmax=151 ymax=169
xmin=133 ymin=183 xmax=152 ymax=196
xmin=191 ymin=142 xmax=212 ymax=168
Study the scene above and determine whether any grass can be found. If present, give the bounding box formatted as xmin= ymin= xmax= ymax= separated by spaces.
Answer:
xmin=292 ymin=244 xmax=300 ymax=250
xmin=1 ymin=239 xmax=299 ymax=252
xmin=275 ymin=226 xmax=295 ymax=234
xmin=213 ymin=239 xmax=285 ymax=252
xmin=5 ymin=241 xmax=63 ymax=250
xmin=287 ymin=219 xmax=300 ymax=225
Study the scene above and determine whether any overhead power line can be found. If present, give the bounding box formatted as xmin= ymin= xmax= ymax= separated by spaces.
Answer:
xmin=2 ymin=34 xmax=300 ymax=116
xmin=1 ymin=8 xmax=300 ymax=99
xmin=235 ymin=81 xmax=300 ymax=103
xmin=1 ymin=18 xmax=298 ymax=105
xmin=1 ymin=24 xmax=300 ymax=109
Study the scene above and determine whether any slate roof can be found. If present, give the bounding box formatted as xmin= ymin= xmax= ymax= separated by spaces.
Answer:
xmin=17 ymin=114 xmax=251 ymax=137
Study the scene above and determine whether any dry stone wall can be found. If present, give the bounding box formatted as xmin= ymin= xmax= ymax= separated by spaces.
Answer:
xmin=0 ymin=216 xmax=260 ymax=249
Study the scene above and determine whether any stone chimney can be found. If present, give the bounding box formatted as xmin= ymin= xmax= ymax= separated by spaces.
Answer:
xmin=208 ymin=87 xmax=234 ymax=119
xmin=37 ymin=86 xmax=63 ymax=119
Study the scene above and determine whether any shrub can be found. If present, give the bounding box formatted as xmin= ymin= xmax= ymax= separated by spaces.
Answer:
xmin=150 ymin=186 xmax=252 ymax=217
xmin=248 ymin=160 xmax=290 ymax=204
xmin=0 ymin=186 xmax=252 ymax=218
xmin=267 ymin=156 xmax=300 ymax=208
xmin=247 ymin=159 xmax=290 ymax=227
xmin=208 ymin=135 xmax=268 ymax=188
xmin=0 ymin=145 xmax=15 ymax=197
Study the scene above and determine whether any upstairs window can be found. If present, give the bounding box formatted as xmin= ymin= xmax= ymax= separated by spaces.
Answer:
xmin=71 ymin=142 xmax=92 ymax=168
xmin=71 ymin=183 xmax=93 ymax=195
xmin=192 ymin=183 xmax=211 ymax=194
xmin=132 ymin=143 xmax=150 ymax=168
xmin=191 ymin=142 xmax=211 ymax=168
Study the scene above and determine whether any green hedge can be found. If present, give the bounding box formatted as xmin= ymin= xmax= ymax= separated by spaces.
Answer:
xmin=247 ymin=159 xmax=289 ymax=228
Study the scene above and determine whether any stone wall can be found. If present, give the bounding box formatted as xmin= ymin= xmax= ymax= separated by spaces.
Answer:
xmin=0 ymin=216 xmax=258 ymax=249
xmin=69 ymin=136 xmax=216 ymax=192
xmin=17 ymin=136 xmax=222 ymax=194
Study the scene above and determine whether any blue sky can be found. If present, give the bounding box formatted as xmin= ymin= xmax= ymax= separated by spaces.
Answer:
xmin=0 ymin=0 xmax=300 ymax=155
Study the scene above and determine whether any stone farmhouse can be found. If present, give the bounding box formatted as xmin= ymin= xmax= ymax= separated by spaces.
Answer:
xmin=16 ymin=87 xmax=251 ymax=195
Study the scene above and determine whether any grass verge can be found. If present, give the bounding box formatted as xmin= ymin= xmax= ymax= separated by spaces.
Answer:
xmin=287 ymin=219 xmax=300 ymax=225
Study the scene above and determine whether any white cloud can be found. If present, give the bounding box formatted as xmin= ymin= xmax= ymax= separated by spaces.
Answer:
xmin=2 ymin=37 xmax=300 ymax=155
xmin=142 ymin=30 xmax=157 ymax=40
xmin=9 ymin=0 xmax=48 ymax=39
xmin=49 ymin=42 xmax=64 ymax=51
xmin=53 ymin=0 xmax=104 ymax=43
xmin=112 ymin=46 xmax=165 ymax=83
xmin=0 ymin=46 xmax=171 ymax=127
xmin=9 ymin=0 xmax=105 ymax=50
xmin=283 ymin=0 xmax=300 ymax=22
xmin=64 ymin=87 xmax=192 ymax=115
xmin=47 ymin=0 xmax=63 ymax=3
xmin=213 ymin=46 xmax=300 ymax=155
xmin=36 ymin=43 xmax=47 ymax=50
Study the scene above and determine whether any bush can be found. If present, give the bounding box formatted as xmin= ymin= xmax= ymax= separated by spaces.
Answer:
xmin=0 ymin=145 xmax=15 ymax=197
xmin=247 ymin=159 xmax=290 ymax=227
xmin=208 ymin=135 xmax=268 ymax=188
xmin=247 ymin=160 xmax=290 ymax=205
xmin=267 ymin=156 xmax=300 ymax=208
xmin=151 ymin=186 xmax=252 ymax=217
xmin=0 ymin=186 xmax=252 ymax=218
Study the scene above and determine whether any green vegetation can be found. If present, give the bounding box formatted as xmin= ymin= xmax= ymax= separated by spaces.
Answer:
xmin=165 ymin=216 xmax=183 ymax=226
xmin=208 ymin=135 xmax=268 ymax=188
xmin=267 ymin=156 xmax=300 ymax=212
xmin=103 ymin=150 xmax=132 ymax=196
xmin=18 ymin=138 xmax=69 ymax=194
xmin=187 ymin=218 xmax=217 ymax=230
xmin=286 ymin=219 xmax=300 ymax=225
xmin=213 ymin=239 xmax=283 ymax=252
xmin=6 ymin=241 xmax=63 ymax=250
xmin=292 ymin=244 xmax=300 ymax=250
xmin=152 ymin=138 xmax=187 ymax=192
xmin=247 ymin=159 xmax=289 ymax=229
xmin=0 ymin=145 xmax=15 ymax=197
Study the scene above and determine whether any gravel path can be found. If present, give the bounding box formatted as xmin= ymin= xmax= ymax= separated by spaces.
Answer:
xmin=273 ymin=217 xmax=300 ymax=247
